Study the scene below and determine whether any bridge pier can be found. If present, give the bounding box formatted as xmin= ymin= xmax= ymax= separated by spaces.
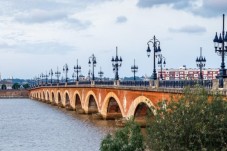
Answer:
xmin=65 ymin=105 xmax=74 ymax=111
xmin=86 ymin=106 xmax=98 ymax=114
xmin=58 ymin=102 xmax=64 ymax=108
xmin=51 ymin=102 xmax=57 ymax=106
xmin=104 ymin=113 xmax=122 ymax=120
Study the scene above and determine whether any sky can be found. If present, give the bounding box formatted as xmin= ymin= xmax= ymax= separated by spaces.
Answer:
xmin=0 ymin=0 xmax=226 ymax=79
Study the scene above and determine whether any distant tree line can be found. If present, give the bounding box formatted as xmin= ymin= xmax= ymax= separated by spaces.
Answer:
xmin=12 ymin=83 xmax=30 ymax=89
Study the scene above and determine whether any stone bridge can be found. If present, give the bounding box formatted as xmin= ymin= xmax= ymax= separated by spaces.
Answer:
xmin=29 ymin=85 xmax=182 ymax=124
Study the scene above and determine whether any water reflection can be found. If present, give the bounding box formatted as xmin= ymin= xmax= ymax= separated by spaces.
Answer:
xmin=0 ymin=99 xmax=115 ymax=151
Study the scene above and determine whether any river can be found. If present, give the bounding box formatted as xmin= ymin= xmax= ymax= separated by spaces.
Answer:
xmin=0 ymin=99 xmax=115 ymax=151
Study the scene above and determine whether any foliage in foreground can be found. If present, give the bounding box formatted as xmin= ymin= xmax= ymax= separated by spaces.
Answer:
xmin=100 ymin=120 xmax=144 ymax=151
xmin=147 ymin=86 xmax=227 ymax=151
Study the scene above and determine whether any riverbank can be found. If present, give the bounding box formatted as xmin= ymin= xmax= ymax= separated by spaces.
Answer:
xmin=0 ymin=90 xmax=29 ymax=98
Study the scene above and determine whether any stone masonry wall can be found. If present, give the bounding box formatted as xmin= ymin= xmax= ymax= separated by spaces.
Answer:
xmin=0 ymin=90 xmax=29 ymax=98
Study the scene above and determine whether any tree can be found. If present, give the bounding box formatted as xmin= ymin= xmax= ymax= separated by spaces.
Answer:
xmin=12 ymin=83 xmax=20 ymax=89
xmin=23 ymin=83 xmax=30 ymax=89
xmin=147 ymin=86 xmax=227 ymax=151
xmin=100 ymin=119 xmax=144 ymax=151
xmin=1 ymin=84 xmax=7 ymax=90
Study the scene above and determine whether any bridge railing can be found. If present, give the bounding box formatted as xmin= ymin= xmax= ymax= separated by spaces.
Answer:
xmin=159 ymin=80 xmax=213 ymax=89
xmin=78 ymin=81 xmax=92 ymax=85
xmin=120 ymin=81 xmax=150 ymax=87
xmin=95 ymin=80 xmax=114 ymax=85
xmin=31 ymin=79 xmax=213 ymax=90
xmin=67 ymin=82 xmax=76 ymax=85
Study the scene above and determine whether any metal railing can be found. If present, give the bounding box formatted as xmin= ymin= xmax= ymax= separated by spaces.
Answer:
xmin=120 ymin=81 xmax=149 ymax=87
xmin=95 ymin=80 xmax=114 ymax=85
xmin=31 ymin=79 xmax=213 ymax=89
xmin=78 ymin=81 xmax=91 ymax=85
xmin=159 ymin=80 xmax=213 ymax=89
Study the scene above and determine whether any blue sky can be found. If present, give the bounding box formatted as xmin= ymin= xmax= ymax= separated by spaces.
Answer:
xmin=0 ymin=0 xmax=226 ymax=79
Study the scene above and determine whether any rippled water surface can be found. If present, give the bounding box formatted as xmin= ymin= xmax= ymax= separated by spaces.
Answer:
xmin=0 ymin=99 xmax=115 ymax=151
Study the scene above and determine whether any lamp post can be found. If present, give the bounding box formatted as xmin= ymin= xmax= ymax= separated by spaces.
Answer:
xmin=41 ymin=72 xmax=49 ymax=84
xmin=49 ymin=69 xmax=53 ymax=84
xmin=213 ymin=14 xmax=227 ymax=88
xmin=55 ymin=67 xmax=61 ymax=84
xmin=36 ymin=75 xmax=40 ymax=86
xmin=72 ymin=72 xmax=76 ymax=82
xmin=146 ymin=35 xmax=161 ymax=80
xmin=88 ymin=54 xmax=97 ymax=81
xmin=112 ymin=47 xmax=122 ymax=80
xmin=63 ymin=64 xmax=69 ymax=83
xmin=157 ymin=54 xmax=166 ymax=80
xmin=88 ymin=69 xmax=91 ymax=81
xmin=98 ymin=67 xmax=104 ymax=81
xmin=74 ymin=59 xmax=81 ymax=81
xmin=196 ymin=47 xmax=206 ymax=80
xmin=40 ymin=73 xmax=44 ymax=85
xmin=131 ymin=59 xmax=138 ymax=81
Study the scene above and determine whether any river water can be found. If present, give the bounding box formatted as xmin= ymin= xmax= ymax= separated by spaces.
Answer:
xmin=0 ymin=99 xmax=115 ymax=151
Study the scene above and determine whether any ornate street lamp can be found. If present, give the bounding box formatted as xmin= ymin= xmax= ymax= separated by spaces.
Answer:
xmin=40 ymin=73 xmax=44 ymax=85
xmin=36 ymin=75 xmax=40 ymax=86
xmin=157 ymin=54 xmax=166 ymax=80
xmin=88 ymin=69 xmax=91 ymax=81
xmin=88 ymin=54 xmax=97 ymax=81
xmin=146 ymin=35 xmax=161 ymax=80
xmin=131 ymin=59 xmax=138 ymax=81
xmin=49 ymin=69 xmax=53 ymax=84
xmin=196 ymin=47 xmax=206 ymax=80
xmin=55 ymin=67 xmax=61 ymax=84
xmin=213 ymin=14 xmax=227 ymax=88
xmin=98 ymin=67 xmax=104 ymax=81
xmin=72 ymin=72 xmax=76 ymax=82
xmin=44 ymin=72 xmax=49 ymax=84
xmin=63 ymin=64 xmax=69 ymax=83
xmin=112 ymin=47 xmax=122 ymax=80
xmin=74 ymin=59 xmax=81 ymax=81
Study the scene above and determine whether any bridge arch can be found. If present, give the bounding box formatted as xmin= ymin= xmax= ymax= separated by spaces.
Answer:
xmin=43 ymin=91 xmax=46 ymax=101
xmin=72 ymin=91 xmax=82 ymax=110
xmin=51 ymin=91 xmax=55 ymax=103
xmin=46 ymin=91 xmax=50 ymax=102
xmin=39 ymin=92 xmax=42 ymax=100
xmin=127 ymin=96 xmax=156 ymax=118
xmin=57 ymin=91 xmax=62 ymax=105
xmin=84 ymin=91 xmax=98 ymax=114
xmin=63 ymin=90 xmax=71 ymax=108
xmin=100 ymin=92 xmax=124 ymax=119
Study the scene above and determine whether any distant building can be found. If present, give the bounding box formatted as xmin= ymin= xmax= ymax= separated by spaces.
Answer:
xmin=0 ymin=79 xmax=13 ymax=89
xmin=157 ymin=67 xmax=219 ymax=80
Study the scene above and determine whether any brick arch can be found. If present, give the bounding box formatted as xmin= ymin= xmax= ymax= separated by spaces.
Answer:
xmin=71 ymin=91 xmax=82 ymax=109
xmin=127 ymin=96 xmax=156 ymax=118
xmin=63 ymin=90 xmax=71 ymax=107
xmin=46 ymin=90 xmax=50 ymax=102
xmin=100 ymin=92 xmax=124 ymax=118
xmin=50 ymin=90 xmax=55 ymax=103
xmin=42 ymin=91 xmax=46 ymax=101
xmin=57 ymin=91 xmax=62 ymax=105
xmin=84 ymin=90 xmax=98 ymax=113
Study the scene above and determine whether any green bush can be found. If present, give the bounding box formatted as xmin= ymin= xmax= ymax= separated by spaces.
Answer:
xmin=147 ymin=87 xmax=227 ymax=151
xmin=12 ymin=83 xmax=20 ymax=89
xmin=100 ymin=120 xmax=144 ymax=151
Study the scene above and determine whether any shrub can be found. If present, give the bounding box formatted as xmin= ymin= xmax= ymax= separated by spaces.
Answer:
xmin=100 ymin=119 xmax=144 ymax=151
xmin=147 ymin=87 xmax=227 ymax=150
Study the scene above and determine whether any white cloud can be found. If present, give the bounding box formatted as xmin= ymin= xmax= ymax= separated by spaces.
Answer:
xmin=0 ymin=0 xmax=222 ymax=79
xmin=169 ymin=25 xmax=206 ymax=33
xmin=116 ymin=16 xmax=127 ymax=23
xmin=137 ymin=0 xmax=227 ymax=17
